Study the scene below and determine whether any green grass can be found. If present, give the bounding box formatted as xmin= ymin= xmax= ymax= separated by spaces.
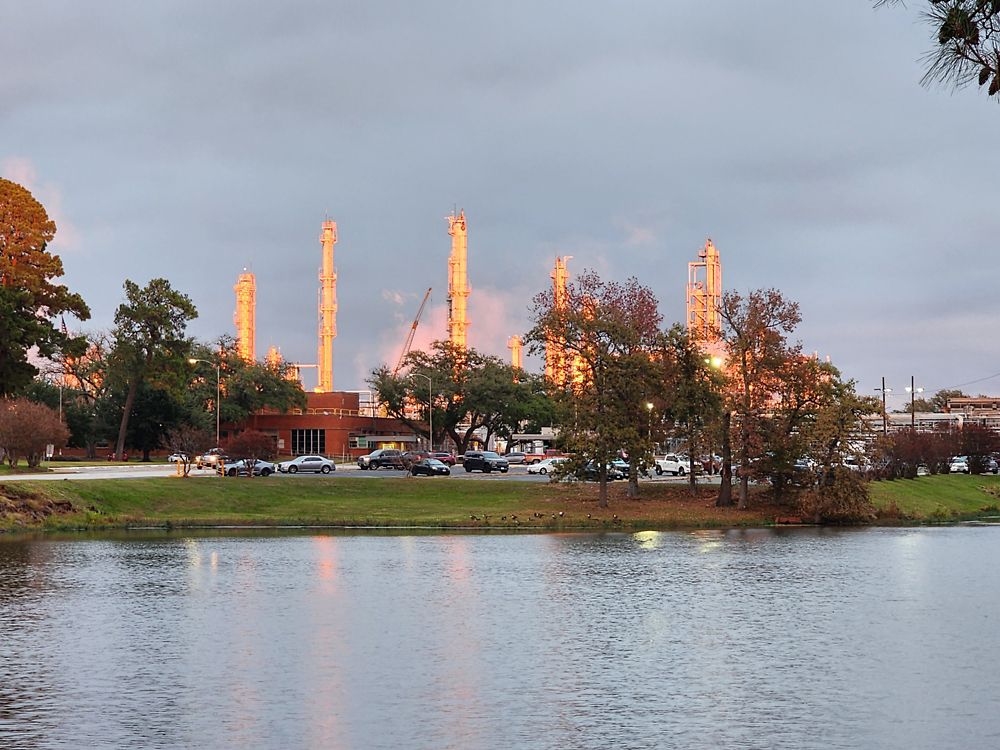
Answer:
xmin=869 ymin=473 xmax=1000 ymax=521
xmin=7 ymin=476 xmax=564 ymax=528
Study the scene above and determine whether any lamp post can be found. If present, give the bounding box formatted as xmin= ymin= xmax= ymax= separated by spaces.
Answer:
xmin=410 ymin=373 xmax=432 ymax=450
xmin=905 ymin=376 xmax=924 ymax=430
xmin=874 ymin=377 xmax=892 ymax=435
xmin=189 ymin=358 xmax=221 ymax=445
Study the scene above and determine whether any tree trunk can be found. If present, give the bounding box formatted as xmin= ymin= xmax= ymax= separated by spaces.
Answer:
xmin=142 ymin=448 xmax=151 ymax=462
xmin=598 ymin=469 xmax=609 ymax=508
xmin=627 ymin=463 xmax=639 ymax=498
xmin=716 ymin=411 xmax=733 ymax=507
xmin=738 ymin=416 xmax=750 ymax=509
xmin=115 ymin=379 xmax=139 ymax=460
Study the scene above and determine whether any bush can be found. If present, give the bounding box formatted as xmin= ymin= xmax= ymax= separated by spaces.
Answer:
xmin=797 ymin=469 xmax=876 ymax=524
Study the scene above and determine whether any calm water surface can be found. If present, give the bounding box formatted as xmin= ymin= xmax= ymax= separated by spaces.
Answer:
xmin=0 ymin=527 xmax=998 ymax=750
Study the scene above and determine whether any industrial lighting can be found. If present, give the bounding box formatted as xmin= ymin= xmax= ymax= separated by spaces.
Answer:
xmin=189 ymin=358 xmax=221 ymax=445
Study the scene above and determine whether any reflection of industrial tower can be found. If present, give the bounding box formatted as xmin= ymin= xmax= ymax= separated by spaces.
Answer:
xmin=317 ymin=220 xmax=338 ymax=393
xmin=234 ymin=270 xmax=256 ymax=362
xmin=544 ymin=256 xmax=568 ymax=384
xmin=687 ymin=239 xmax=723 ymax=342
xmin=447 ymin=210 xmax=469 ymax=349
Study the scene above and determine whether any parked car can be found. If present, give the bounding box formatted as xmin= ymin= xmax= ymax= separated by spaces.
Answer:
xmin=949 ymin=456 xmax=970 ymax=474
xmin=167 ymin=453 xmax=189 ymax=463
xmin=217 ymin=458 xmax=276 ymax=477
xmin=576 ymin=461 xmax=624 ymax=481
xmin=196 ymin=448 xmax=228 ymax=470
xmin=654 ymin=453 xmax=700 ymax=476
xmin=278 ymin=455 xmax=336 ymax=474
xmin=430 ymin=451 xmax=456 ymax=466
xmin=410 ymin=458 xmax=451 ymax=477
xmin=504 ymin=451 xmax=528 ymax=465
xmin=527 ymin=457 xmax=568 ymax=475
xmin=402 ymin=450 xmax=431 ymax=464
xmin=358 ymin=449 xmax=404 ymax=470
xmin=462 ymin=450 xmax=510 ymax=473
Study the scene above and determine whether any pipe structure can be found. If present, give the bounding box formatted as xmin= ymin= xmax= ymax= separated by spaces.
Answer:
xmin=317 ymin=220 xmax=337 ymax=392
xmin=687 ymin=239 xmax=723 ymax=342
xmin=447 ymin=210 xmax=469 ymax=350
xmin=233 ymin=270 xmax=256 ymax=362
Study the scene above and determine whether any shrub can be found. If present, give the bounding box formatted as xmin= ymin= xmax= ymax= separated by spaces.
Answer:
xmin=797 ymin=469 xmax=876 ymax=524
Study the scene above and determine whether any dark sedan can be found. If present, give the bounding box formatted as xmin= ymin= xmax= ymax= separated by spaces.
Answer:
xmin=411 ymin=458 xmax=451 ymax=477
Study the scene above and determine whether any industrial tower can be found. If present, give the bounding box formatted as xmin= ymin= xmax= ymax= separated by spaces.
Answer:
xmin=447 ymin=210 xmax=469 ymax=350
xmin=545 ymin=256 xmax=572 ymax=384
xmin=507 ymin=335 xmax=523 ymax=370
xmin=233 ymin=270 xmax=256 ymax=362
xmin=317 ymin=220 xmax=338 ymax=393
xmin=687 ymin=239 xmax=722 ymax=342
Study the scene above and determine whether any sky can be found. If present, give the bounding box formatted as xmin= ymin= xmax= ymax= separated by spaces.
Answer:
xmin=4 ymin=1 xmax=999 ymax=412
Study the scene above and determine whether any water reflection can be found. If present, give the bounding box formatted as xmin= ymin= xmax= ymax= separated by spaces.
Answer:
xmin=0 ymin=528 xmax=998 ymax=749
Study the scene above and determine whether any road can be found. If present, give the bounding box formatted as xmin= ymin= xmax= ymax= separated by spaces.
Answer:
xmin=6 ymin=462 xmax=720 ymax=484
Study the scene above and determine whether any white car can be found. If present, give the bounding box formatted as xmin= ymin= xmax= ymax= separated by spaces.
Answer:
xmin=654 ymin=454 xmax=700 ymax=476
xmin=949 ymin=456 xmax=970 ymax=474
xmin=278 ymin=455 xmax=336 ymax=474
xmin=527 ymin=457 xmax=568 ymax=475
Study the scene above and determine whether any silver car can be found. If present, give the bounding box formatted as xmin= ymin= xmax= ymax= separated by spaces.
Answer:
xmin=278 ymin=455 xmax=336 ymax=474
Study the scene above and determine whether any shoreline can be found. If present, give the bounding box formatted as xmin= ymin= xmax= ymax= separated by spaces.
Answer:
xmin=1 ymin=474 xmax=998 ymax=535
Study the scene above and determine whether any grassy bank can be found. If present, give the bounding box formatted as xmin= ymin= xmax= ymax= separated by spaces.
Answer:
xmin=869 ymin=473 xmax=1000 ymax=521
xmin=1 ymin=476 xmax=775 ymax=531
xmin=2 ymin=473 xmax=999 ymax=532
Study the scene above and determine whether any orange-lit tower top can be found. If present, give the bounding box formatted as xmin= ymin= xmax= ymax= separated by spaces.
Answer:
xmin=507 ymin=335 xmax=523 ymax=370
xmin=233 ymin=269 xmax=256 ymax=362
xmin=545 ymin=255 xmax=572 ymax=384
xmin=317 ymin=220 xmax=337 ymax=393
xmin=265 ymin=345 xmax=282 ymax=370
xmin=447 ymin=210 xmax=469 ymax=350
xmin=687 ymin=238 xmax=722 ymax=342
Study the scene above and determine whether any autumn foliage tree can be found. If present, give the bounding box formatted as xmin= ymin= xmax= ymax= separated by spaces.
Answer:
xmin=0 ymin=398 xmax=69 ymax=468
xmin=527 ymin=271 xmax=662 ymax=506
xmin=0 ymin=179 xmax=90 ymax=395
xmin=225 ymin=430 xmax=277 ymax=476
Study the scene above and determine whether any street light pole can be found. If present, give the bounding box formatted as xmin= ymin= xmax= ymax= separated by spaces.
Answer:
xmin=410 ymin=373 xmax=432 ymax=450
xmin=905 ymin=375 xmax=924 ymax=430
xmin=189 ymin=358 xmax=221 ymax=445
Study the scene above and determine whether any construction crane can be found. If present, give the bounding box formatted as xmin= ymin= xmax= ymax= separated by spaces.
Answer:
xmin=393 ymin=288 xmax=432 ymax=376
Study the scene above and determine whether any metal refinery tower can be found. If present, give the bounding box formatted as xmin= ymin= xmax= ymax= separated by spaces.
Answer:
xmin=317 ymin=220 xmax=338 ymax=393
xmin=687 ymin=239 xmax=722 ymax=342
xmin=233 ymin=270 xmax=256 ymax=362
xmin=545 ymin=255 xmax=572 ymax=384
xmin=447 ymin=210 xmax=469 ymax=350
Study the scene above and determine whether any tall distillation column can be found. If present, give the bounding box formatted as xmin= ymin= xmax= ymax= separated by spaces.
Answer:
xmin=686 ymin=239 xmax=722 ymax=343
xmin=507 ymin=335 xmax=523 ymax=370
xmin=234 ymin=269 xmax=256 ymax=362
xmin=545 ymin=255 xmax=571 ymax=384
xmin=447 ymin=210 xmax=469 ymax=350
xmin=316 ymin=220 xmax=338 ymax=393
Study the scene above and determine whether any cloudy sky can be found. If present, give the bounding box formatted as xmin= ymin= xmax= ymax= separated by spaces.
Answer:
xmin=4 ymin=1 xmax=998 ymax=410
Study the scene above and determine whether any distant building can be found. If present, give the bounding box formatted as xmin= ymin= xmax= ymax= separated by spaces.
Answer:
xmin=228 ymin=391 xmax=420 ymax=458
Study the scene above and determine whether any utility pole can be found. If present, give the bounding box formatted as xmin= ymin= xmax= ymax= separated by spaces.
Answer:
xmin=906 ymin=375 xmax=924 ymax=430
xmin=875 ymin=377 xmax=891 ymax=434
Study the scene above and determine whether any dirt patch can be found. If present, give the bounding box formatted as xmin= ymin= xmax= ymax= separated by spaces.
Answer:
xmin=0 ymin=484 xmax=76 ymax=526
xmin=472 ymin=482 xmax=786 ymax=529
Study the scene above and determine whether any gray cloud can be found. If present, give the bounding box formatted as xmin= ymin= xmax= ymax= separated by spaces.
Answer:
xmin=3 ymin=0 xmax=997 ymax=403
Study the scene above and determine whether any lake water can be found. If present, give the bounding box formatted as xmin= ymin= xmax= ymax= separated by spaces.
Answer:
xmin=0 ymin=527 xmax=998 ymax=749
